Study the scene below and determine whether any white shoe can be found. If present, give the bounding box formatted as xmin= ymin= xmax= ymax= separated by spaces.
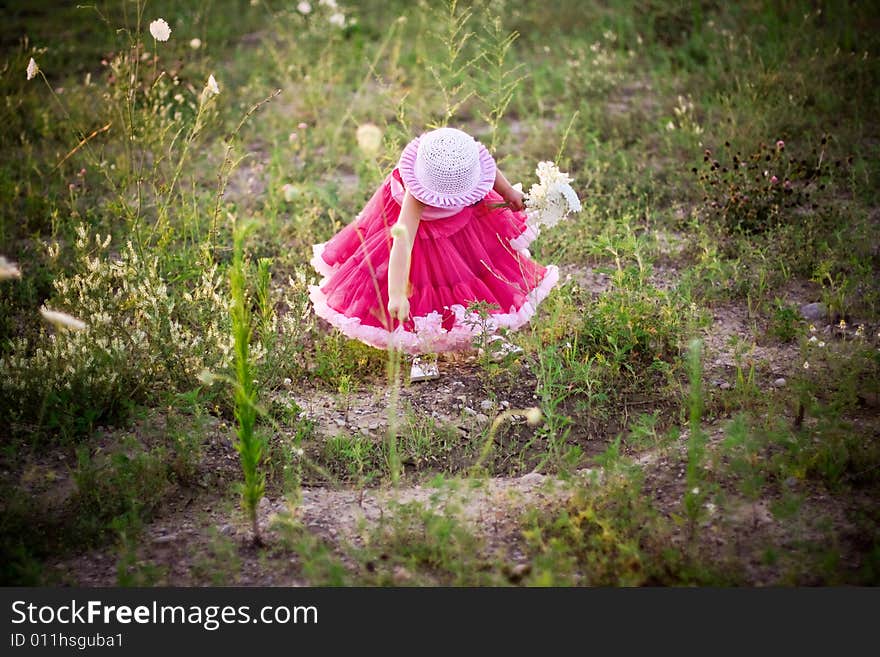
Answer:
xmin=410 ymin=356 xmax=440 ymax=382
xmin=479 ymin=335 xmax=524 ymax=362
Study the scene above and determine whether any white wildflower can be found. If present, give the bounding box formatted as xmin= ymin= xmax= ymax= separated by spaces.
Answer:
xmin=206 ymin=74 xmax=220 ymax=97
xmin=329 ymin=12 xmax=345 ymax=27
xmin=523 ymin=161 xmax=582 ymax=230
xmin=197 ymin=369 xmax=216 ymax=385
xmin=803 ymin=360 xmax=810 ymax=370
xmin=808 ymin=335 xmax=817 ymax=343
xmin=855 ymin=324 xmax=865 ymax=338
xmin=297 ymin=1 xmax=312 ymax=14
xmin=40 ymin=307 xmax=86 ymax=331
xmin=0 ymin=255 xmax=21 ymax=280
xmin=319 ymin=0 xmax=338 ymax=8
xmin=665 ymin=120 xmax=676 ymax=131
xmin=818 ymin=341 xmax=825 ymax=348
xmin=809 ymin=324 xmax=816 ymax=333
xmin=26 ymin=57 xmax=38 ymax=81
xmin=355 ymin=122 xmax=383 ymax=156
xmin=691 ymin=487 xmax=700 ymax=495
xmin=149 ymin=18 xmax=171 ymax=42
xmin=281 ymin=183 xmax=298 ymax=202
xmin=705 ymin=502 xmax=717 ymax=515
xmin=189 ymin=38 xmax=202 ymax=49
xmin=525 ymin=407 xmax=543 ymax=425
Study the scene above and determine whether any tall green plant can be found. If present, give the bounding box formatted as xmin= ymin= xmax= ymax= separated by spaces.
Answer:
xmin=683 ymin=338 xmax=707 ymax=542
xmin=230 ymin=223 xmax=267 ymax=545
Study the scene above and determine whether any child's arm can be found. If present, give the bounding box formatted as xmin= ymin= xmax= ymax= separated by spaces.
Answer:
xmin=493 ymin=168 xmax=524 ymax=212
xmin=387 ymin=190 xmax=423 ymax=322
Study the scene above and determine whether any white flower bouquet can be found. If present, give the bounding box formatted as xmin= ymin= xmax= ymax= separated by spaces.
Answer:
xmin=515 ymin=161 xmax=582 ymax=230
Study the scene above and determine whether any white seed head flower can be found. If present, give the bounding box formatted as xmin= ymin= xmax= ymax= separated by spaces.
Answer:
xmin=189 ymin=38 xmax=202 ymax=50
xmin=206 ymin=74 xmax=220 ymax=97
xmin=281 ymin=183 xmax=298 ymax=202
xmin=197 ymin=369 xmax=216 ymax=385
xmin=40 ymin=307 xmax=86 ymax=331
xmin=297 ymin=1 xmax=312 ymax=14
xmin=355 ymin=122 xmax=383 ymax=156
xmin=0 ymin=256 xmax=21 ymax=280
xmin=26 ymin=57 xmax=39 ymax=81
xmin=803 ymin=360 xmax=810 ymax=370
xmin=390 ymin=223 xmax=409 ymax=241
xmin=525 ymin=407 xmax=543 ymax=425
xmin=329 ymin=12 xmax=346 ymax=27
xmin=149 ymin=18 xmax=172 ymax=42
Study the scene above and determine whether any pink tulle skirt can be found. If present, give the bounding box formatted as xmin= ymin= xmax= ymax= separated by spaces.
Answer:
xmin=309 ymin=169 xmax=559 ymax=354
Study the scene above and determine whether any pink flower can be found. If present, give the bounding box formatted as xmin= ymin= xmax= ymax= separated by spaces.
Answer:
xmin=783 ymin=180 xmax=792 ymax=189
xmin=297 ymin=122 xmax=308 ymax=129
xmin=776 ymin=140 xmax=785 ymax=150
xmin=770 ymin=175 xmax=778 ymax=184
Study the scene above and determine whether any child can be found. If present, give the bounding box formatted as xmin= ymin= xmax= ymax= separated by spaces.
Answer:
xmin=309 ymin=127 xmax=559 ymax=381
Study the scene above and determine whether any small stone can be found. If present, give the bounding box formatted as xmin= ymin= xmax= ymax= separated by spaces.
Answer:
xmin=462 ymin=407 xmax=477 ymax=416
xmin=520 ymin=472 xmax=544 ymax=485
xmin=800 ymin=302 xmax=827 ymax=321
xmin=218 ymin=524 xmax=233 ymax=535
xmin=259 ymin=497 xmax=272 ymax=510
xmin=784 ymin=477 xmax=798 ymax=488
xmin=500 ymin=400 xmax=510 ymax=409
xmin=475 ymin=413 xmax=489 ymax=424
xmin=479 ymin=400 xmax=495 ymax=411
xmin=773 ymin=378 xmax=787 ymax=388
xmin=719 ymin=382 xmax=731 ymax=390
xmin=333 ymin=417 xmax=346 ymax=426
xmin=508 ymin=563 xmax=531 ymax=582
xmin=153 ymin=533 xmax=178 ymax=544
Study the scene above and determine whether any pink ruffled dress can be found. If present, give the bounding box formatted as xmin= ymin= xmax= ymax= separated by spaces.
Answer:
xmin=308 ymin=168 xmax=559 ymax=355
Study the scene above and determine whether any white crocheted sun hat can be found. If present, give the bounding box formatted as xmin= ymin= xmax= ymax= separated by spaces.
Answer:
xmin=398 ymin=127 xmax=497 ymax=208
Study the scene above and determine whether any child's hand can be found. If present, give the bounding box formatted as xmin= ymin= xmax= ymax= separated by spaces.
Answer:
xmin=501 ymin=184 xmax=525 ymax=212
xmin=388 ymin=293 xmax=410 ymax=322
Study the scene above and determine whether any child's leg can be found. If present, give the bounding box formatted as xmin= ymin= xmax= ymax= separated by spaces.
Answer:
xmin=410 ymin=352 xmax=440 ymax=382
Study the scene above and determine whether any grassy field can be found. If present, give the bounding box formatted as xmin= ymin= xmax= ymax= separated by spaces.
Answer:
xmin=1 ymin=0 xmax=878 ymax=586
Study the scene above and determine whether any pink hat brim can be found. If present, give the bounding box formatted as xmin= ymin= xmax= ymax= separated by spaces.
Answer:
xmin=397 ymin=134 xmax=497 ymax=208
